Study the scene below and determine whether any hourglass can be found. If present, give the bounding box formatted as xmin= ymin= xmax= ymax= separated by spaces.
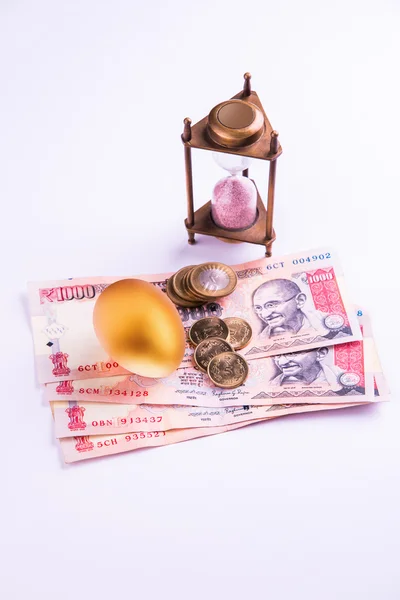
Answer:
xmin=181 ymin=73 xmax=282 ymax=257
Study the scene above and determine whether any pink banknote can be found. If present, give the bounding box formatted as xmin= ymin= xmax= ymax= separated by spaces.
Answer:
xmin=47 ymin=312 xmax=377 ymax=408
xmin=53 ymin=398 xmax=375 ymax=439
xmin=29 ymin=248 xmax=361 ymax=384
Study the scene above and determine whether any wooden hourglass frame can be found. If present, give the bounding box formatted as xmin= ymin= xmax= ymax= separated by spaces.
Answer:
xmin=181 ymin=73 xmax=282 ymax=257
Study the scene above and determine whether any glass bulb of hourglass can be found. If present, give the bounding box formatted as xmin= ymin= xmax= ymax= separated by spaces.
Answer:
xmin=212 ymin=152 xmax=251 ymax=175
xmin=211 ymin=153 xmax=257 ymax=231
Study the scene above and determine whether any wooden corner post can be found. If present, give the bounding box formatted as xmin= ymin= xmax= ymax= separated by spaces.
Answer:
xmin=181 ymin=118 xmax=195 ymax=245
xmin=265 ymin=130 xmax=279 ymax=257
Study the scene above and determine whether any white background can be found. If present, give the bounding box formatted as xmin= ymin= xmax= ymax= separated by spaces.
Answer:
xmin=1 ymin=1 xmax=399 ymax=598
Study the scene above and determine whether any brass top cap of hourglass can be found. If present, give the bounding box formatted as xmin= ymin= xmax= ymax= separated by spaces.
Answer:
xmin=207 ymin=99 xmax=265 ymax=148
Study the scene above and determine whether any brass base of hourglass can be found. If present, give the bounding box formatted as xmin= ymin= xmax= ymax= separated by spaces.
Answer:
xmin=216 ymin=238 xmax=243 ymax=244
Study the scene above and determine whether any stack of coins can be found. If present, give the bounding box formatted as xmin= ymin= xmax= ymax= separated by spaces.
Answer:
xmin=166 ymin=262 xmax=238 ymax=307
xmin=189 ymin=316 xmax=252 ymax=389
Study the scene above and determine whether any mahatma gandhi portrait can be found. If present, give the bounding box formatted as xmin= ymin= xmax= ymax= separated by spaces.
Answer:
xmin=270 ymin=348 xmax=329 ymax=386
xmin=253 ymin=278 xmax=312 ymax=338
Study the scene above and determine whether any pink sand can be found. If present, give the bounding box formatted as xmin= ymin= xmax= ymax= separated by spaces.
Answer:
xmin=211 ymin=176 xmax=257 ymax=230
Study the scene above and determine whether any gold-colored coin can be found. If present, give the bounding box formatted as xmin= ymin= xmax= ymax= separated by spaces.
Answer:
xmin=193 ymin=337 xmax=233 ymax=372
xmin=172 ymin=265 xmax=195 ymax=300
xmin=207 ymin=352 xmax=249 ymax=389
xmin=189 ymin=262 xmax=238 ymax=299
xmin=166 ymin=276 xmax=203 ymax=308
xmin=223 ymin=317 xmax=253 ymax=350
xmin=189 ymin=317 xmax=230 ymax=346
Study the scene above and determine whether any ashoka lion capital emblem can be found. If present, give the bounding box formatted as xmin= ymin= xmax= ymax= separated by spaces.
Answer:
xmin=66 ymin=406 xmax=87 ymax=431
xmin=74 ymin=436 xmax=94 ymax=453
xmin=49 ymin=352 xmax=71 ymax=377
xmin=56 ymin=380 xmax=74 ymax=395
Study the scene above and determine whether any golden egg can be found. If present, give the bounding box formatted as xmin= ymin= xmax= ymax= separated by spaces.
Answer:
xmin=93 ymin=278 xmax=186 ymax=378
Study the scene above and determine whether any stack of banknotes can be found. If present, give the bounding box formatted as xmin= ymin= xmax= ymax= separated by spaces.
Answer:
xmin=28 ymin=248 xmax=389 ymax=463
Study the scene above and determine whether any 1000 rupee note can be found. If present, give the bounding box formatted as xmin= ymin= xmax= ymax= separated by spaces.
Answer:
xmin=53 ymin=398 xmax=375 ymax=438
xmin=29 ymin=248 xmax=361 ymax=384
xmin=47 ymin=312 xmax=375 ymax=408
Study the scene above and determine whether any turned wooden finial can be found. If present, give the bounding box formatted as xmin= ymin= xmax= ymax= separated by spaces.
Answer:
xmin=243 ymin=72 xmax=252 ymax=96
xmin=270 ymin=130 xmax=279 ymax=154
xmin=181 ymin=117 xmax=192 ymax=142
